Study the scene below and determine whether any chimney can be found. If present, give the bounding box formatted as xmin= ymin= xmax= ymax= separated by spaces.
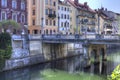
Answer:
xmin=74 ymin=0 xmax=78 ymax=3
xmin=84 ymin=2 xmax=87 ymax=6
xmin=105 ymin=8 xmax=107 ymax=11
xmin=101 ymin=7 xmax=104 ymax=11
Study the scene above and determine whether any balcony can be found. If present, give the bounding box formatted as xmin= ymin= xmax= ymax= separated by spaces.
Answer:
xmin=106 ymin=26 xmax=113 ymax=29
xmin=48 ymin=14 xmax=56 ymax=19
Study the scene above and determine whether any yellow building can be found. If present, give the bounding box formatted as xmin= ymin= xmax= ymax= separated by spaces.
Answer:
xmin=65 ymin=0 xmax=96 ymax=34
xmin=27 ymin=0 xmax=58 ymax=34
xmin=96 ymin=8 xmax=114 ymax=34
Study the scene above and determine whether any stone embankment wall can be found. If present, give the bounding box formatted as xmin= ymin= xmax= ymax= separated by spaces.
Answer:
xmin=2 ymin=35 xmax=82 ymax=71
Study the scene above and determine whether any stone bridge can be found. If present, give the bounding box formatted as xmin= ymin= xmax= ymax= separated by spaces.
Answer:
xmin=11 ymin=34 xmax=120 ymax=68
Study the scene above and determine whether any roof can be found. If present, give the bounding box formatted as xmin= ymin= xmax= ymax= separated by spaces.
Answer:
xmin=66 ymin=0 xmax=95 ymax=13
xmin=96 ymin=8 xmax=116 ymax=21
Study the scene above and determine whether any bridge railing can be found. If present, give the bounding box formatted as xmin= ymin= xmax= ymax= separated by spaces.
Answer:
xmin=12 ymin=35 xmax=22 ymax=40
xmin=29 ymin=34 xmax=42 ymax=40
xmin=15 ymin=34 xmax=120 ymax=40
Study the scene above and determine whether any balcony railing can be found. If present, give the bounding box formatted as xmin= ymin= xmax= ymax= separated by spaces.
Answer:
xmin=48 ymin=14 xmax=56 ymax=19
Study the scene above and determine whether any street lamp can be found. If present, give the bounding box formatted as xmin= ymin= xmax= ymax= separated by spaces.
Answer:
xmin=97 ymin=13 xmax=100 ymax=34
xmin=84 ymin=18 xmax=88 ymax=39
xmin=41 ymin=17 xmax=44 ymax=36
xmin=58 ymin=16 xmax=60 ymax=34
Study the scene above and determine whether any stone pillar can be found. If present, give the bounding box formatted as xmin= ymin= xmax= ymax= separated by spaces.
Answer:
xmin=102 ymin=45 xmax=107 ymax=61
xmin=82 ymin=44 xmax=91 ymax=68
xmin=95 ymin=47 xmax=100 ymax=64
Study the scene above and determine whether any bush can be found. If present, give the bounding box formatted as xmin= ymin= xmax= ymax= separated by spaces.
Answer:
xmin=0 ymin=32 xmax=12 ymax=59
xmin=108 ymin=64 xmax=120 ymax=80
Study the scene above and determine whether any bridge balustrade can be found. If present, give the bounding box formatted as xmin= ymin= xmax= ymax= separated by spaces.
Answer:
xmin=12 ymin=34 xmax=120 ymax=41
xmin=12 ymin=35 xmax=22 ymax=40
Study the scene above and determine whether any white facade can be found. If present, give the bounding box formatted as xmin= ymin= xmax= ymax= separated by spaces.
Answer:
xmin=58 ymin=2 xmax=71 ymax=34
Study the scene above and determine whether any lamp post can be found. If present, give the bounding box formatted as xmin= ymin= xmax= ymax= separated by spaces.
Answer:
xmin=84 ymin=18 xmax=88 ymax=39
xmin=58 ymin=16 xmax=60 ymax=34
xmin=41 ymin=17 xmax=44 ymax=35
xmin=76 ymin=16 xmax=79 ymax=34
xmin=21 ymin=29 xmax=25 ymax=49
xmin=98 ymin=13 xmax=100 ymax=34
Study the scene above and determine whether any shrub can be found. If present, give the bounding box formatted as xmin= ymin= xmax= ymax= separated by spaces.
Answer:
xmin=0 ymin=32 xmax=12 ymax=59
xmin=108 ymin=64 xmax=120 ymax=80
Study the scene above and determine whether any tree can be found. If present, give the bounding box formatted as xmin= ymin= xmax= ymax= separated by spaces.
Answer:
xmin=0 ymin=20 xmax=20 ymax=33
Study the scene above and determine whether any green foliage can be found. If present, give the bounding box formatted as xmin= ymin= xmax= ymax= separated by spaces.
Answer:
xmin=0 ymin=20 xmax=20 ymax=32
xmin=108 ymin=64 xmax=120 ymax=80
xmin=41 ymin=69 xmax=106 ymax=80
xmin=0 ymin=32 xmax=12 ymax=71
xmin=0 ymin=33 xmax=12 ymax=59
xmin=0 ymin=32 xmax=11 ymax=49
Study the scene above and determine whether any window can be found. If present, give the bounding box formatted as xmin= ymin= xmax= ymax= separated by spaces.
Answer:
xmin=45 ymin=0 xmax=48 ymax=5
xmin=58 ymin=6 xmax=60 ymax=10
xmin=50 ymin=20 xmax=52 ymax=26
xmin=33 ymin=10 xmax=35 ymax=15
xmin=21 ymin=14 xmax=25 ymax=23
xmin=50 ymin=0 xmax=52 ymax=5
xmin=61 ymin=7 xmax=63 ymax=10
xmin=1 ymin=11 xmax=7 ymax=20
xmin=46 ymin=29 xmax=48 ymax=34
xmin=61 ymin=14 xmax=63 ymax=19
xmin=53 ymin=11 xmax=56 ymax=15
xmin=33 ymin=30 xmax=38 ymax=34
xmin=45 ymin=9 xmax=48 ymax=15
xmin=65 ymin=7 xmax=66 ymax=11
xmin=67 ymin=15 xmax=69 ymax=19
xmin=53 ymin=2 xmax=56 ymax=6
xmin=64 ymin=15 xmax=66 ymax=19
xmin=32 ymin=19 xmax=35 ymax=25
xmin=67 ymin=8 xmax=69 ymax=11
xmin=53 ymin=20 xmax=56 ymax=26
xmin=46 ymin=19 xmax=48 ymax=25
xmin=33 ymin=0 xmax=35 ymax=5
xmin=12 ymin=13 xmax=17 ymax=22
xmin=61 ymin=22 xmax=63 ymax=27
xmin=2 ymin=0 xmax=7 ymax=7
xmin=12 ymin=0 xmax=17 ymax=9
xmin=49 ymin=9 xmax=52 ymax=14
xmin=21 ymin=0 xmax=25 ymax=10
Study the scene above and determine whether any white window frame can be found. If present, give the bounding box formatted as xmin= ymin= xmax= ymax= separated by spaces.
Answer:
xmin=21 ymin=0 xmax=25 ymax=10
xmin=12 ymin=0 xmax=17 ymax=9
xmin=12 ymin=13 xmax=17 ymax=22
xmin=1 ymin=11 xmax=7 ymax=20
xmin=2 ymin=0 xmax=7 ymax=7
xmin=21 ymin=14 xmax=25 ymax=23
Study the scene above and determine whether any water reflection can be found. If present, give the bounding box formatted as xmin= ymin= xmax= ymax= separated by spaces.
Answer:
xmin=0 ymin=57 xmax=108 ymax=80
xmin=0 ymin=49 xmax=120 ymax=80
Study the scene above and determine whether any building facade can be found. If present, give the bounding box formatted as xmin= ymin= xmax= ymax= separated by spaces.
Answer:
xmin=65 ymin=0 xmax=96 ymax=34
xmin=58 ymin=0 xmax=71 ymax=34
xmin=28 ymin=0 xmax=58 ymax=34
xmin=0 ymin=0 xmax=27 ymax=24
xmin=96 ymin=8 xmax=119 ymax=34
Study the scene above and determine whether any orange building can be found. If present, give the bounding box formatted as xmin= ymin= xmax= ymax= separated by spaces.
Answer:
xmin=27 ymin=0 xmax=58 ymax=34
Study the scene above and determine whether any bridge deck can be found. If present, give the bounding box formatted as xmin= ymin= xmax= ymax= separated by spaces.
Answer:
xmin=12 ymin=34 xmax=120 ymax=44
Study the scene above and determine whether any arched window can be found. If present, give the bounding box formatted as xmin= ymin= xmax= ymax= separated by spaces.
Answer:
xmin=50 ymin=30 xmax=52 ymax=34
xmin=12 ymin=0 xmax=17 ymax=9
xmin=21 ymin=0 xmax=25 ymax=10
xmin=46 ymin=29 xmax=48 ymax=34
xmin=21 ymin=14 xmax=25 ymax=23
xmin=12 ymin=13 xmax=17 ymax=22
xmin=1 ymin=11 xmax=7 ymax=20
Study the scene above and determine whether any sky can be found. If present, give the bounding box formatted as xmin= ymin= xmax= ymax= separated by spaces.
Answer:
xmin=79 ymin=0 xmax=120 ymax=13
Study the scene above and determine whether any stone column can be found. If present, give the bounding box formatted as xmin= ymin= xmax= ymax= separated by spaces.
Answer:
xmin=82 ymin=44 xmax=91 ymax=68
